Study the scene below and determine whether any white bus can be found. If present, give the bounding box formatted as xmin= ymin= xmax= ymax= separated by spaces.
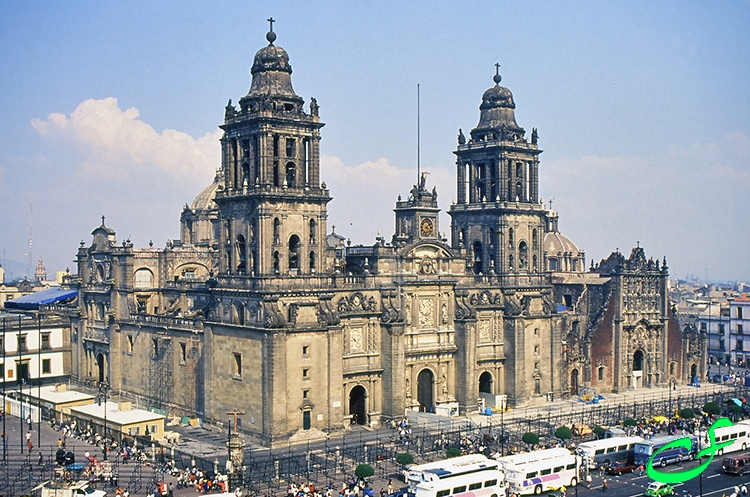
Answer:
xmin=495 ymin=448 xmax=572 ymax=470
xmin=414 ymin=468 xmax=504 ymax=497
xmin=575 ymin=436 xmax=644 ymax=468
xmin=504 ymin=450 xmax=580 ymax=496
xmin=713 ymin=421 xmax=750 ymax=455
xmin=407 ymin=454 xmax=500 ymax=493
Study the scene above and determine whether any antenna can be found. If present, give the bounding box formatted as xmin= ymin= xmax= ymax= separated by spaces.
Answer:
xmin=417 ymin=83 xmax=420 ymax=184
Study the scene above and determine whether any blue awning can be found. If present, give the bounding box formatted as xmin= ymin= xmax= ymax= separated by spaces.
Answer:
xmin=4 ymin=287 xmax=78 ymax=310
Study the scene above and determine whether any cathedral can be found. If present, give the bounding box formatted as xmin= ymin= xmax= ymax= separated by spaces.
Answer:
xmin=55 ymin=24 xmax=703 ymax=445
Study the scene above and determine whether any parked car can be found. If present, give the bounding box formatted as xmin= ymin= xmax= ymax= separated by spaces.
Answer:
xmin=606 ymin=461 xmax=637 ymax=476
xmin=645 ymin=482 xmax=674 ymax=497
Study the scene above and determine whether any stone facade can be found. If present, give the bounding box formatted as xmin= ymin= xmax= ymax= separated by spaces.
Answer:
xmin=54 ymin=26 xmax=701 ymax=445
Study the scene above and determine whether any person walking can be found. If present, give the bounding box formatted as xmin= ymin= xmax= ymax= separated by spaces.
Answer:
xmin=585 ymin=474 xmax=592 ymax=489
xmin=602 ymin=478 xmax=608 ymax=492
xmin=38 ymin=451 xmax=44 ymax=466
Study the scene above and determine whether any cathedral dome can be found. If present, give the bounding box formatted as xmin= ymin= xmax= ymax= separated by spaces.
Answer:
xmin=544 ymin=231 xmax=581 ymax=257
xmin=191 ymin=171 xmax=221 ymax=211
xmin=471 ymin=69 xmax=524 ymax=141
xmin=246 ymin=31 xmax=301 ymax=101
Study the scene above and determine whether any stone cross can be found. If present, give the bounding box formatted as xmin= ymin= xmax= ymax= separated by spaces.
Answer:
xmin=495 ymin=63 xmax=501 ymax=75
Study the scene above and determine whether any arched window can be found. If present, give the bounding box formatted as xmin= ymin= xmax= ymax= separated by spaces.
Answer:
xmin=273 ymin=162 xmax=280 ymax=186
xmin=472 ymin=241 xmax=483 ymax=275
xmin=235 ymin=235 xmax=246 ymax=272
xmin=273 ymin=251 xmax=280 ymax=273
xmin=508 ymin=228 xmax=514 ymax=247
xmin=549 ymin=258 xmax=558 ymax=271
xmin=288 ymin=235 xmax=300 ymax=270
xmin=286 ymin=162 xmax=296 ymax=187
xmin=309 ymin=219 xmax=317 ymax=244
xmin=532 ymin=229 xmax=538 ymax=250
xmin=479 ymin=372 xmax=493 ymax=394
xmin=518 ymin=241 xmax=528 ymax=269
xmin=134 ymin=269 xmax=153 ymax=289
xmin=273 ymin=218 xmax=281 ymax=244
xmin=532 ymin=255 xmax=538 ymax=272
xmin=309 ymin=251 xmax=316 ymax=272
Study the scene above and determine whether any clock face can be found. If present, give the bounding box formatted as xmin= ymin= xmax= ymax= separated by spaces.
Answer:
xmin=420 ymin=218 xmax=434 ymax=237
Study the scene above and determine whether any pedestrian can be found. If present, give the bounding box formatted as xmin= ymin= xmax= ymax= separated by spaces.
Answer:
xmin=387 ymin=480 xmax=393 ymax=495
xmin=742 ymin=485 xmax=748 ymax=497
xmin=637 ymin=464 xmax=644 ymax=476
xmin=602 ymin=478 xmax=608 ymax=492
xmin=585 ymin=474 xmax=592 ymax=489
xmin=38 ymin=451 xmax=44 ymax=466
xmin=598 ymin=464 xmax=603 ymax=477
xmin=168 ymin=482 xmax=174 ymax=497
xmin=27 ymin=414 xmax=32 ymax=431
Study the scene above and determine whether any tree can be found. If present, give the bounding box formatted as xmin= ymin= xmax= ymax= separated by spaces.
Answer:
xmin=623 ymin=418 xmax=637 ymax=427
xmin=555 ymin=426 xmax=573 ymax=442
xmin=728 ymin=403 xmax=743 ymax=419
xmin=396 ymin=453 xmax=414 ymax=466
xmin=703 ymin=402 xmax=721 ymax=416
xmin=355 ymin=464 xmax=375 ymax=480
xmin=593 ymin=426 xmax=606 ymax=439
xmin=680 ymin=408 xmax=695 ymax=419
xmin=446 ymin=447 xmax=462 ymax=458
xmin=522 ymin=432 xmax=539 ymax=449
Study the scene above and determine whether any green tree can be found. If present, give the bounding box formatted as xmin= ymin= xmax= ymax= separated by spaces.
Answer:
xmin=522 ymin=432 xmax=540 ymax=449
xmin=396 ymin=453 xmax=414 ymax=466
xmin=703 ymin=402 xmax=721 ymax=416
xmin=555 ymin=426 xmax=573 ymax=441
xmin=593 ymin=426 xmax=606 ymax=439
xmin=355 ymin=464 xmax=375 ymax=480
xmin=623 ymin=418 xmax=638 ymax=427
xmin=446 ymin=447 xmax=462 ymax=458
xmin=680 ymin=408 xmax=695 ymax=419
xmin=728 ymin=403 xmax=743 ymax=419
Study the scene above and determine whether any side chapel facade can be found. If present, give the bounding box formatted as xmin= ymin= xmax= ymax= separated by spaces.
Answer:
xmin=54 ymin=26 xmax=703 ymax=444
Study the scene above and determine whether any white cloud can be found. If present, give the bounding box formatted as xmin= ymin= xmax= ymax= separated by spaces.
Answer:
xmin=31 ymin=97 xmax=220 ymax=186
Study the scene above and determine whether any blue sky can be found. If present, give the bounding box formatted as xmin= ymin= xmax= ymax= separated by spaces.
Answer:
xmin=1 ymin=1 xmax=748 ymax=282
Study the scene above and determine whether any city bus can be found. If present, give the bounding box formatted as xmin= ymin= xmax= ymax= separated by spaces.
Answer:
xmin=712 ymin=422 xmax=750 ymax=455
xmin=406 ymin=454 xmax=500 ymax=493
xmin=575 ymin=436 xmax=645 ymax=468
xmin=503 ymin=449 xmax=580 ymax=495
xmin=634 ymin=435 xmax=698 ymax=467
xmin=414 ymin=468 xmax=504 ymax=497
xmin=495 ymin=447 xmax=572 ymax=470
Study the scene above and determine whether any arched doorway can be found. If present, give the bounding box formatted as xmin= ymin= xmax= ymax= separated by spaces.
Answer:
xmin=570 ymin=369 xmax=580 ymax=397
xmin=97 ymin=352 xmax=105 ymax=384
xmin=349 ymin=385 xmax=366 ymax=425
xmin=479 ymin=372 xmax=493 ymax=394
xmin=690 ymin=363 xmax=698 ymax=383
xmin=633 ymin=350 xmax=644 ymax=389
xmin=417 ymin=369 xmax=434 ymax=412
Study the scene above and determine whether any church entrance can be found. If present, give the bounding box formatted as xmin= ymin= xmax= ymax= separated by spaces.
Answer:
xmin=632 ymin=350 xmax=644 ymax=389
xmin=479 ymin=372 xmax=493 ymax=394
xmin=97 ymin=352 xmax=106 ymax=384
xmin=570 ymin=369 xmax=580 ymax=397
xmin=690 ymin=363 xmax=698 ymax=383
xmin=417 ymin=369 xmax=434 ymax=412
xmin=349 ymin=385 xmax=366 ymax=425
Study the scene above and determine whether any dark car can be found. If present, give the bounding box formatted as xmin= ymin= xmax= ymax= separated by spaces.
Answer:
xmin=606 ymin=461 xmax=637 ymax=476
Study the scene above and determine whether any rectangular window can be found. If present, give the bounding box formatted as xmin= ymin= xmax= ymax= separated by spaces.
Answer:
xmin=540 ymin=469 xmax=551 ymax=476
xmin=302 ymin=345 xmax=309 ymax=356
xmin=526 ymin=472 xmax=538 ymax=479
xmin=566 ymin=463 xmax=577 ymax=470
xmin=41 ymin=333 xmax=51 ymax=351
xmin=598 ymin=367 xmax=605 ymax=381
xmin=739 ymin=307 xmax=744 ymax=320
xmin=700 ymin=322 xmax=707 ymax=332
xmin=233 ymin=353 xmax=242 ymax=378
xmin=303 ymin=368 xmax=309 ymax=378
xmin=739 ymin=324 xmax=744 ymax=335
xmin=553 ymin=466 xmax=564 ymax=473
xmin=127 ymin=335 xmax=134 ymax=354
xmin=606 ymin=447 xmax=616 ymax=453
xmin=453 ymin=486 xmax=466 ymax=494
xmin=18 ymin=334 xmax=27 ymax=353
xmin=179 ymin=342 xmax=187 ymax=363
xmin=534 ymin=345 xmax=540 ymax=355
xmin=303 ymin=390 xmax=309 ymax=399
xmin=437 ymin=491 xmax=450 ymax=497
xmin=42 ymin=359 xmax=51 ymax=374
xmin=618 ymin=445 xmax=627 ymax=451
xmin=595 ymin=449 xmax=605 ymax=455
xmin=720 ymin=323 xmax=726 ymax=335
xmin=0 ymin=337 xmax=3 ymax=352
xmin=469 ymin=483 xmax=482 ymax=491
xmin=738 ymin=341 xmax=744 ymax=352
xmin=484 ymin=480 xmax=497 ymax=488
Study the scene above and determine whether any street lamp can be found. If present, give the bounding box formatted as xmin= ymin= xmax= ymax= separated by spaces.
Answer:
xmin=668 ymin=378 xmax=677 ymax=416
xmin=97 ymin=381 xmax=109 ymax=460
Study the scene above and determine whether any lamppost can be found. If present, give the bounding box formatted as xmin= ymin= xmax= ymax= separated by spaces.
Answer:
xmin=2 ymin=317 xmax=6 ymax=462
xmin=97 ymin=381 xmax=109 ymax=460
xmin=668 ymin=378 xmax=677 ymax=416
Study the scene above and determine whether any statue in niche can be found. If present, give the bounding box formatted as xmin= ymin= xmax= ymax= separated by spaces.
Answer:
xmin=441 ymin=302 xmax=448 ymax=324
xmin=405 ymin=378 xmax=411 ymax=398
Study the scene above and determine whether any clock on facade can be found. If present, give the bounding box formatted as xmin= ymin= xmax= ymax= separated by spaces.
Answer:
xmin=420 ymin=218 xmax=434 ymax=237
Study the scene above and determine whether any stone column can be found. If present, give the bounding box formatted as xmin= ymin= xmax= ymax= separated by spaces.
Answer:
xmin=380 ymin=322 xmax=406 ymax=419
xmin=529 ymin=160 xmax=539 ymax=203
xmin=455 ymin=319 xmax=478 ymax=414
xmin=456 ymin=160 xmax=466 ymax=204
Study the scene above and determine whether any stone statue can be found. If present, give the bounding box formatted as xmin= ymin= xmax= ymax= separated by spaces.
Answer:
xmin=225 ymin=99 xmax=235 ymax=119
xmin=531 ymin=127 xmax=538 ymax=145
xmin=458 ymin=128 xmax=466 ymax=145
xmin=310 ymin=97 xmax=319 ymax=116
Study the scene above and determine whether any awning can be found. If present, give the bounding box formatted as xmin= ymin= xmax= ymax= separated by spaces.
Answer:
xmin=727 ymin=398 xmax=742 ymax=407
xmin=4 ymin=287 xmax=78 ymax=310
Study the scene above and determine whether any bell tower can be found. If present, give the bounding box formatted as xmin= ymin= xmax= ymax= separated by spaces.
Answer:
xmin=215 ymin=20 xmax=329 ymax=277
xmin=449 ymin=65 xmax=546 ymax=281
